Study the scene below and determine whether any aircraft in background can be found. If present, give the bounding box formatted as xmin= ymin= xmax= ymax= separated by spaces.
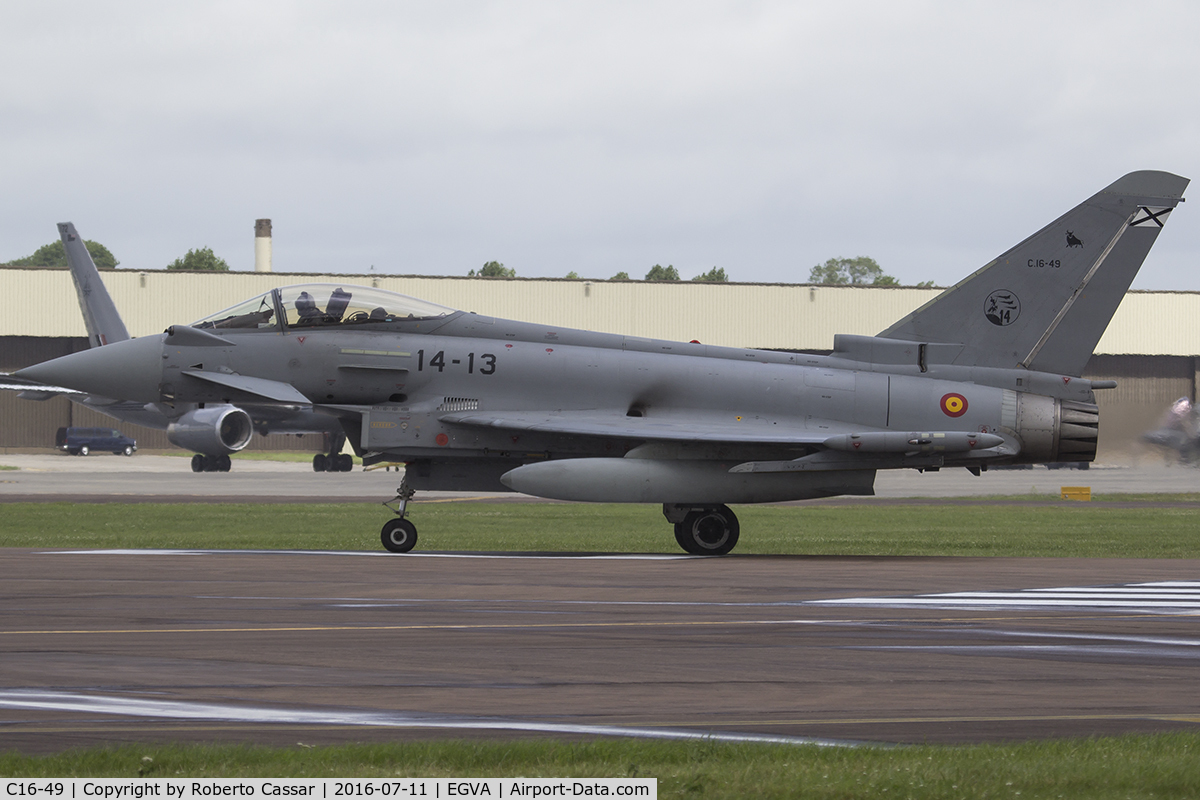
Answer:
xmin=5 ymin=223 xmax=352 ymax=472
xmin=17 ymin=171 xmax=1188 ymax=553
xmin=1141 ymin=396 xmax=1200 ymax=464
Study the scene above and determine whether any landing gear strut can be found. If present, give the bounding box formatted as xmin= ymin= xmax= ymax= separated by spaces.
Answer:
xmin=381 ymin=478 xmax=418 ymax=553
xmin=663 ymin=503 xmax=740 ymax=555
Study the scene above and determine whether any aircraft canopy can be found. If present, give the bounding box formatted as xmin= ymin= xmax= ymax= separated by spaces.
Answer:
xmin=192 ymin=283 xmax=456 ymax=331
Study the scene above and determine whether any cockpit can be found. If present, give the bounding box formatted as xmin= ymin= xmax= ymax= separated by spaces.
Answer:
xmin=192 ymin=283 xmax=455 ymax=331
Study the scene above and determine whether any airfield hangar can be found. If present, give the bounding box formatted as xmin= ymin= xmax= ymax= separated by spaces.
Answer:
xmin=2 ymin=266 xmax=1198 ymax=463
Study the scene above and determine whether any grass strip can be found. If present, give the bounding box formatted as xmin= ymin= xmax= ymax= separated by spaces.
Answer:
xmin=3 ymin=735 xmax=1200 ymax=798
xmin=2 ymin=501 xmax=1200 ymax=558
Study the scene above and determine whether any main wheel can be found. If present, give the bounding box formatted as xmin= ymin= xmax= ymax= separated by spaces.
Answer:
xmin=191 ymin=454 xmax=205 ymax=472
xmin=79 ymin=445 xmax=89 ymax=456
xmin=217 ymin=454 xmax=232 ymax=472
xmin=674 ymin=505 xmax=740 ymax=555
xmin=313 ymin=453 xmax=328 ymax=472
xmin=336 ymin=453 xmax=353 ymax=472
xmin=381 ymin=518 xmax=418 ymax=553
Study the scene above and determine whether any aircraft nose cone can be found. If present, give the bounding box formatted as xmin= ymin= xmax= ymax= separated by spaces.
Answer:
xmin=15 ymin=334 xmax=164 ymax=403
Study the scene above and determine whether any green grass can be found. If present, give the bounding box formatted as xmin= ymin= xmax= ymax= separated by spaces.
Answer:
xmin=2 ymin=500 xmax=1200 ymax=557
xmin=3 ymin=735 xmax=1200 ymax=797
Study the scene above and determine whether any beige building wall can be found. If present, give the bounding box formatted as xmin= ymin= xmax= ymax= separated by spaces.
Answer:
xmin=9 ymin=266 xmax=1200 ymax=355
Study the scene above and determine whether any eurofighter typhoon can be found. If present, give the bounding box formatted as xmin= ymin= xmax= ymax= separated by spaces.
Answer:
xmin=17 ymin=171 xmax=1188 ymax=554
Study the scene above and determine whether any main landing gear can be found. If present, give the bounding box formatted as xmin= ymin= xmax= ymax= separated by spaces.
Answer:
xmin=191 ymin=453 xmax=231 ymax=472
xmin=380 ymin=478 xmax=418 ymax=553
xmin=663 ymin=503 xmax=740 ymax=555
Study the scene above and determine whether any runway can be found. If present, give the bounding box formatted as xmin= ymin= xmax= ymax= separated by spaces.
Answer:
xmin=1 ymin=453 xmax=1198 ymax=753
xmin=2 ymin=547 xmax=1200 ymax=753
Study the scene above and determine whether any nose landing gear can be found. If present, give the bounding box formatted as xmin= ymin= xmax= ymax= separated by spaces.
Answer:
xmin=381 ymin=478 xmax=418 ymax=553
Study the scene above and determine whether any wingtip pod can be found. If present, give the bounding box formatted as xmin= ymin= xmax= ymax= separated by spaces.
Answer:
xmin=880 ymin=170 xmax=1188 ymax=377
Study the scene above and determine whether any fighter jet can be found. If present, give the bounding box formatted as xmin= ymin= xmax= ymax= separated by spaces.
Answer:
xmin=1141 ymin=396 xmax=1200 ymax=464
xmin=17 ymin=171 xmax=1188 ymax=554
xmin=8 ymin=223 xmax=352 ymax=472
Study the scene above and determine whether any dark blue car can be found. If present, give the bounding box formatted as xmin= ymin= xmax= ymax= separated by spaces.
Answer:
xmin=55 ymin=427 xmax=137 ymax=456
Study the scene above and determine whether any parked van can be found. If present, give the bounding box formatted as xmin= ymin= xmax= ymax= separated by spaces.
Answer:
xmin=55 ymin=427 xmax=137 ymax=456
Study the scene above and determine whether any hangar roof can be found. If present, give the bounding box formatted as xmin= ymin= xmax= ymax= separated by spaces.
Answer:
xmin=4 ymin=267 xmax=1198 ymax=355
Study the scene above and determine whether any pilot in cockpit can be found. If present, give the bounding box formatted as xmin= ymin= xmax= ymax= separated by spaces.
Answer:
xmin=295 ymin=291 xmax=322 ymax=323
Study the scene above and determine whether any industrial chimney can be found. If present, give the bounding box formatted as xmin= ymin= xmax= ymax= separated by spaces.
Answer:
xmin=254 ymin=219 xmax=272 ymax=273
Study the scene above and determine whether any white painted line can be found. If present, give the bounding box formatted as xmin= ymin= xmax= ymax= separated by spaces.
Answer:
xmin=48 ymin=549 xmax=692 ymax=561
xmin=812 ymin=580 xmax=1200 ymax=613
xmin=0 ymin=690 xmax=872 ymax=749
xmin=815 ymin=597 xmax=1200 ymax=609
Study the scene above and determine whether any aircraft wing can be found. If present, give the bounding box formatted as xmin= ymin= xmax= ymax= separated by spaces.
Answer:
xmin=441 ymin=409 xmax=842 ymax=446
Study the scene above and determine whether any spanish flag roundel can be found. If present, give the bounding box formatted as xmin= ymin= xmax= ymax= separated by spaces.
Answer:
xmin=940 ymin=392 xmax=968 ymax=417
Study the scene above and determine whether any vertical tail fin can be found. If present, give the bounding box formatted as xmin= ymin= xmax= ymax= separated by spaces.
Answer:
xmin=880 ymin=171 xmax=1188 ymax=376
xmin=58 ymin=222 xmax=130 ymax=347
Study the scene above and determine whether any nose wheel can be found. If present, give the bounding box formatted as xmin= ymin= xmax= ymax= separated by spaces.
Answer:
xmin=380 ymin=478 xmax=418 ymax=553
xmin=381 ymin=518 xmax=418 ymax=553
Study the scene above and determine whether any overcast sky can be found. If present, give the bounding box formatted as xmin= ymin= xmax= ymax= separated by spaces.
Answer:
xmin=1 ymin=1 xmax=1197 ymax=289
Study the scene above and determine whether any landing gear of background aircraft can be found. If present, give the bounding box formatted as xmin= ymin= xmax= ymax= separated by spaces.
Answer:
xmin=381 ymin=478 xmax=418 ymax=553
xmin=191 ymin=453 xmax=231 ymax=472
xmin=664 ymin=503 xmax=740 ymax=555
xmin=312 ymin=452 xmax=354 ymax=472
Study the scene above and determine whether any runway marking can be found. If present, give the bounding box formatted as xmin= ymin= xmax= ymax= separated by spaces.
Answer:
xmin=0 ymin=690 xmax=873 ymax=749
xmin=48 ymin=548 xmax=692 ymax=561
xmin=0 ymin=617 xmax=837 ymax=637
xmin=813 ymin=581 xmax=1200 ymax=613
xmin=2 ymin=692 xmax=1196 ymax=742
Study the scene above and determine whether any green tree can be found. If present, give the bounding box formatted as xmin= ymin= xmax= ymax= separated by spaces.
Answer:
xmin=644 ymin=264 xmax=680 ymax=281
xmin=808 ymin=256 xmax=897 ymax=286
xmin=166 ymin=247 xmax=230 ymax=271
xmin=565 ymin=271 xmax=580 ymax=279
xmin=468 ymin=260 xmax=515 ymax=278
xmin=3 ymin=239 xmax=119 ymax=269
xmin=610 ymin=271 xmax=630 ymax=280
xmin=916 ymin=280 xmax=937 ymax=288
xmin=691 ymin=267 xmax=728 ymax=283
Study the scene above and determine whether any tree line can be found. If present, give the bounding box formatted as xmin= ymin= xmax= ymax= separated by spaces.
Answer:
xmin=3 ymin=241 xmax=932 ymax=286
xmin=470 ymin=257 xmax=932 ymax=285
xmin=1 ymin=240 xmax=231 ymax=271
